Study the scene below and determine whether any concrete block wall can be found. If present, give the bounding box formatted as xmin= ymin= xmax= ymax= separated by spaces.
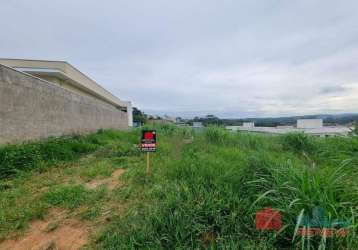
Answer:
xmin=0 ymin=65 xmax=128 ymax=144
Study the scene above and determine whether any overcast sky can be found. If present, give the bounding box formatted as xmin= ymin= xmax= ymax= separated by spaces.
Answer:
xmin=1 ymin=1 xmax=358 ymax=118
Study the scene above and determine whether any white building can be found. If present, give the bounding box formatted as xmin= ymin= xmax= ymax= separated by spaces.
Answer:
xmin=193 ymin=122 xmax=203 ymax=128
xmin=226 ymin=119 xmax=351 ymax=137
xmin=162 ymin=115 xmax=176 ymax=123
xmin=297 ymin=119 xmax=323 ymax=129
xmin=243 ymin=122 xmax=255 ymax=128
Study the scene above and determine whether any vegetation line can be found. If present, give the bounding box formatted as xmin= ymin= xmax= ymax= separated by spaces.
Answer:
xmin=1 ymin=125 xmax=357 ymax=249
xmin=0 ymin=129 xmax=125 ymax=180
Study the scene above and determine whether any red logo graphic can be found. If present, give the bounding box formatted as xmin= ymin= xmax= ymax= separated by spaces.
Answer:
xmin=256 ymin=207 xmax=282 ymax=231
xmin=141 ymin=130 xmax=157 ymax=152
xmin=144 ymin=131 xmax=154 ymax=140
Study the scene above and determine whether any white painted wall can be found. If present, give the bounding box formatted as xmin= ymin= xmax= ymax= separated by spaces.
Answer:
xmin=296 ymin=119 xmax=323 ymax=129
xmin=126 ymin=101 xmax=133 ymax=127
xmin=243 ymin=122 xmax=255 ymax=128
xmin=193 ymin=122 xmax=203 ymax=128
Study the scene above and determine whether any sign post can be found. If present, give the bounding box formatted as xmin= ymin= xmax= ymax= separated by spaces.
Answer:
xmin=146 ymin=152 xmax=150 ymax=174
xmin=140 ymin=130 xmax=156 ymax=175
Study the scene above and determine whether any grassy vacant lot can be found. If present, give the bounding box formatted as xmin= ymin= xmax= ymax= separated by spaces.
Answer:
xmin=0 ymin=126 xmax=357 ymax=249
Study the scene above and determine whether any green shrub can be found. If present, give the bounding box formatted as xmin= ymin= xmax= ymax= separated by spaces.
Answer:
xmin=281 ymin=133 xmax=317 ymax=153
xmin=39 ymin=138 xmax=76 ymax=162
xmin=0 ymin=143 xmax=42 ymax=178
xmin=69 ymin=139 xmax=98 ymax=154
xmin=0 ymin=129 xmax=132 ymax=180
xmin=44 ymin=185 xmax=89 ymax=209
xmin=203 ymin=126 xmax=229 ymax=144
xmin=79 ymin=161 xmax=113 ymax=181
xmin=43 ymin=185 xmax=107 ymax=210
xmin=147 ymin=123 xmax=177 ymax=136
xmin=95 ymin=127 xmax=358 ymax=249
xmin=172 ymin=126 xmax=193 ymax=139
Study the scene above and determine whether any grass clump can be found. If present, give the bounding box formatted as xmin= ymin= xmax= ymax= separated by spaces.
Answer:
xmin=282 ymin=132 xmax=317 ymax=153
xmin=204 ymin=126 xmax=229 ymax=144
xmin=0 ymin=129 xmax=135 ymax=180
xmin=44 ymin=185 xmax=90 ymax=209
xmin=79 ymin=161 xmax=113 ymax=181
xmin=0 ymin=143 xmax=42 ymax=178
xmin=43 ymin=185 xmax=107 ymax=210
xmin=94 ymin=127 xmax=358 ymax=250
xmin=0 ymin=185 xmax=47 ymax=240
xmin=0 ymin=128 xmax=140 ymax=242
xmin=1 ymin=126 xmax=357 ymax=249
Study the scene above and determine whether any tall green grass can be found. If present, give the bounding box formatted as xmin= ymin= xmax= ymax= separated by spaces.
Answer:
xmin=95 ymin=127 xmax=358 ymax=249
xmin=1 ymin=126 xmax=357 ymax=249
xmin=0 ymin=129 xmax=136 ymax=180
xmin=0 ymin=128 xmax=141 ymax=241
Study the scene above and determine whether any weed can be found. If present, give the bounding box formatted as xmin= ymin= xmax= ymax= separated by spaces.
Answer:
xmin=44 ymin=185 xmax=90 ymax=209
xmin=43 ymin=184 xmax=107 ymax=210
xmin=94 ymin=127 xmax=358 ymax=249
xmin=1 ymin=127 xmax=357 ymax=249
xmin=204 ymin=126 xmax=229 ymax=144
xmin=282 ymin=132 xmax=317 ymax=153
xmin=80 ymin=206 xmax=101 ymax=221
xmin=44 ymin=221 xmax=59 ymax=232
xmin=80 ymin=161 xmax=113 ymax=181
xmin=0 ymin=129 xmax=138 ymax=180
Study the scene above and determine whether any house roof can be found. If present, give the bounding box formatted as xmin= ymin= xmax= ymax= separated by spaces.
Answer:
xmin=0 ymin=58 xmax=128 ymax=108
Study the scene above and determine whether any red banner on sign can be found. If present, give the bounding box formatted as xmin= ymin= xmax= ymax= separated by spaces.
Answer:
xmin=255 ymin=207 xmax=281 ymax=231
xmin=141 ymin=130 xmax=157 ymax=152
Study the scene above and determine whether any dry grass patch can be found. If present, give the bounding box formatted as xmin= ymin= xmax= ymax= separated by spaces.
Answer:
xmin=84 ymin=169 xmax=125 ymax=191
xmin=0 ymin=209 xmax=88 ymax=250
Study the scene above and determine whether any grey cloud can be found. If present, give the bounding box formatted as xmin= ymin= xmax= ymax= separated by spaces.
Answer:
xmin=1 ymin=0 xmax=358 ymax=118
xmin=320 ymin=86 xmax=348 ymax=94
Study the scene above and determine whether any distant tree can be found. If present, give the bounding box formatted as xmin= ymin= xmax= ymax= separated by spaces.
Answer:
xmin=188 ymin=114 xmax=223 ymax=126
xmin=204 ymin=114 xmax=222 ymax=126
xmin=176 ymin=117 xmax=186 ymax=123
xmin=133 ymin=107 xmax=147 ymax=125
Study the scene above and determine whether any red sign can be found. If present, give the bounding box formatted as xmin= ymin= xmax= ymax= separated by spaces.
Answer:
xmin=255 ymin=207 xmax=281 ymax=231
xmin=144 ymin=131 xmax=154 ymax=140
xmin=141 ymin=130 xmax=156 ymax=152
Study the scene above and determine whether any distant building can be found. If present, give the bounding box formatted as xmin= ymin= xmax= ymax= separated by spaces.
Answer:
xmin=147 ymin=115 xmax=176 ymax=126
xmin=193 ymin=122 xmax=203 ymax=128
xmin=163 ymin=115 xmax=176 ymax=123
xmin=176 ymin=117 xmax=189 ymax=126
xmin=176 ymin=117 xmax=186 ymax=123
xmin=226 ymin=119 xmax=351 ymax=137
xmin=297 ymin=119 xmax=323 ymax=129
xmin=276 ymin=125 xmax=294 ymax=129
xmin=243 ymin=122 xmax=255 ymax=128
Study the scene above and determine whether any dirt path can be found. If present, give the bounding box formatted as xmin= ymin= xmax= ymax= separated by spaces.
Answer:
xmin=0 ymin=168 xmax=126 ymax=250
xmin=84 ymin=168 xmax=125 ymax=190
xmin=0 ymin=210 xmax=88 ymax=250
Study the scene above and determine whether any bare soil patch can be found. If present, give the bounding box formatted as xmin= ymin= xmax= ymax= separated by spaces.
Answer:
xmin=0 ymin=210 xmax=88 ymax=250
xmin=85 ymin=169 xmax=125 ymax=190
